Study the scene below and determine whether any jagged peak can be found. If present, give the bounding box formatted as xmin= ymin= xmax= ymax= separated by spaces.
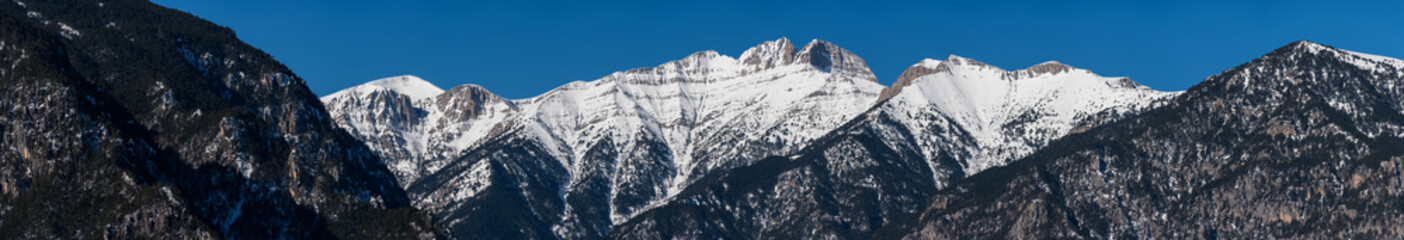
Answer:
xmin=798 ymin=39 xmax=832 ymax=49
xmin=737 ymin=37 xmax=876 ymax=76
xmin=738 ymin=37 xmax=797 ymax=69
xmin=440 ymin=84 xmax=498 ymax=99
xmin=433 ymin=83 xmax=516 ymax=114
xmin=796 ymin=39 xmax=837 ymax=71
xmin=794 ymin=39 xmax=874 ymax=76
xmin=323 ymin=75 xmax=446 ymax=101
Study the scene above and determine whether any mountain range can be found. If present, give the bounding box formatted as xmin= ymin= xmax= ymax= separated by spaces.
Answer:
xmin=322 ymin=37 xmax=1176 ymax=238
xmin=3 ymin=1 xmax=1402 ymax=239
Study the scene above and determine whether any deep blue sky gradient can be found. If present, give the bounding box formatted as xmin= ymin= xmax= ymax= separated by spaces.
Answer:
xmin=151 ymin=0 xmax=1404 ymax=99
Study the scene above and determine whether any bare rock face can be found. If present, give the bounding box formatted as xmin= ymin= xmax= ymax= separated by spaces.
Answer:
xmin=1025 ymin=61 xmax=1074 ymax=74
xmin=0 ymin=1 xmax=441 ymax=238
xmin=796 ymin=39 xmax=877 ymax=77
xmin=739 ymin=37 xmax=797 ymax=70
xmin=892 ymin=41 xmax=1404 ymax=239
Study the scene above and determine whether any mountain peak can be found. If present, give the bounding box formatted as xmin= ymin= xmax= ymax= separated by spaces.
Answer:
xmin=738 ymin=37 xmax=796 ymax=69
xmin=736 ymin=37 xmax=874 ymax=76
xmin=366 ymin=75 xmax=446 ymax=99
xmin=1264 ymin=40 xmax=1334 ymax=58
xmin=431 ymin=83 xmax=513 ymax=121
xmin=434 ymin=83 xmax=505 ymax=108
xmin=325 ymin=75 xmax=446 ymax=101
xmin=1275 ymin=40 xmax=1404 ymax=72
xmin=795 ymin=39 xmax=873 ymax=76
xmin=1286 ymin=40 xmax=1328 ymax=51
xmin=1210 ymin=40 xmax=1404 ymax=95
xmin=439 ymin=83 xmax=497 ymax=99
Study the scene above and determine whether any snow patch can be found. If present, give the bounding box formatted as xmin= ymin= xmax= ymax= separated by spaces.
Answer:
xmin=1336 ymin=47 xmax=1404 ymax=72
xmin=57 ymin=23 xmax=82 ymax=39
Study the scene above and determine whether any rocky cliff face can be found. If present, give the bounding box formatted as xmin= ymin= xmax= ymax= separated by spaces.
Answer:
xmin=0 ymin=0 xmax=440 ymax=238
xmin=892 ymin=41 xmax=1404 ymax=239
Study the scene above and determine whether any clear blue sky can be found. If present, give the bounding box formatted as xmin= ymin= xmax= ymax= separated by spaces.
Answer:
xmin=151 ymin=0 xmax=1404 ymax=99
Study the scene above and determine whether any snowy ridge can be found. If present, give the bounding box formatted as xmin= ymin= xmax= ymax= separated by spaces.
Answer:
xmin=321 ymin=75 xmax=445 ymax=102
xmin=1294 ymin=41 xmax=1404 ymax=74
xmin=501 ymin=38 xmax=887 ymax=225
xmin=880 ymin=54 xmax=1175 ymax=175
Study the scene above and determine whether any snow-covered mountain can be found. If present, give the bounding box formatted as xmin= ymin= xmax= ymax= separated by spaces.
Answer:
xmin=894 ymin=41 xmax=1404 ymax=239
xmin=880 ymin=55 xmax=1175 ymax=181
xmin=323 ymin=37 xmax=1173 ymax=239
xmin=324 ymin=37 xmax=895 ymax=238
xmin=322 ymin=75 xmax=515 ymax=187
xmin=611 ymin=53 xmax=1174 ymax=239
